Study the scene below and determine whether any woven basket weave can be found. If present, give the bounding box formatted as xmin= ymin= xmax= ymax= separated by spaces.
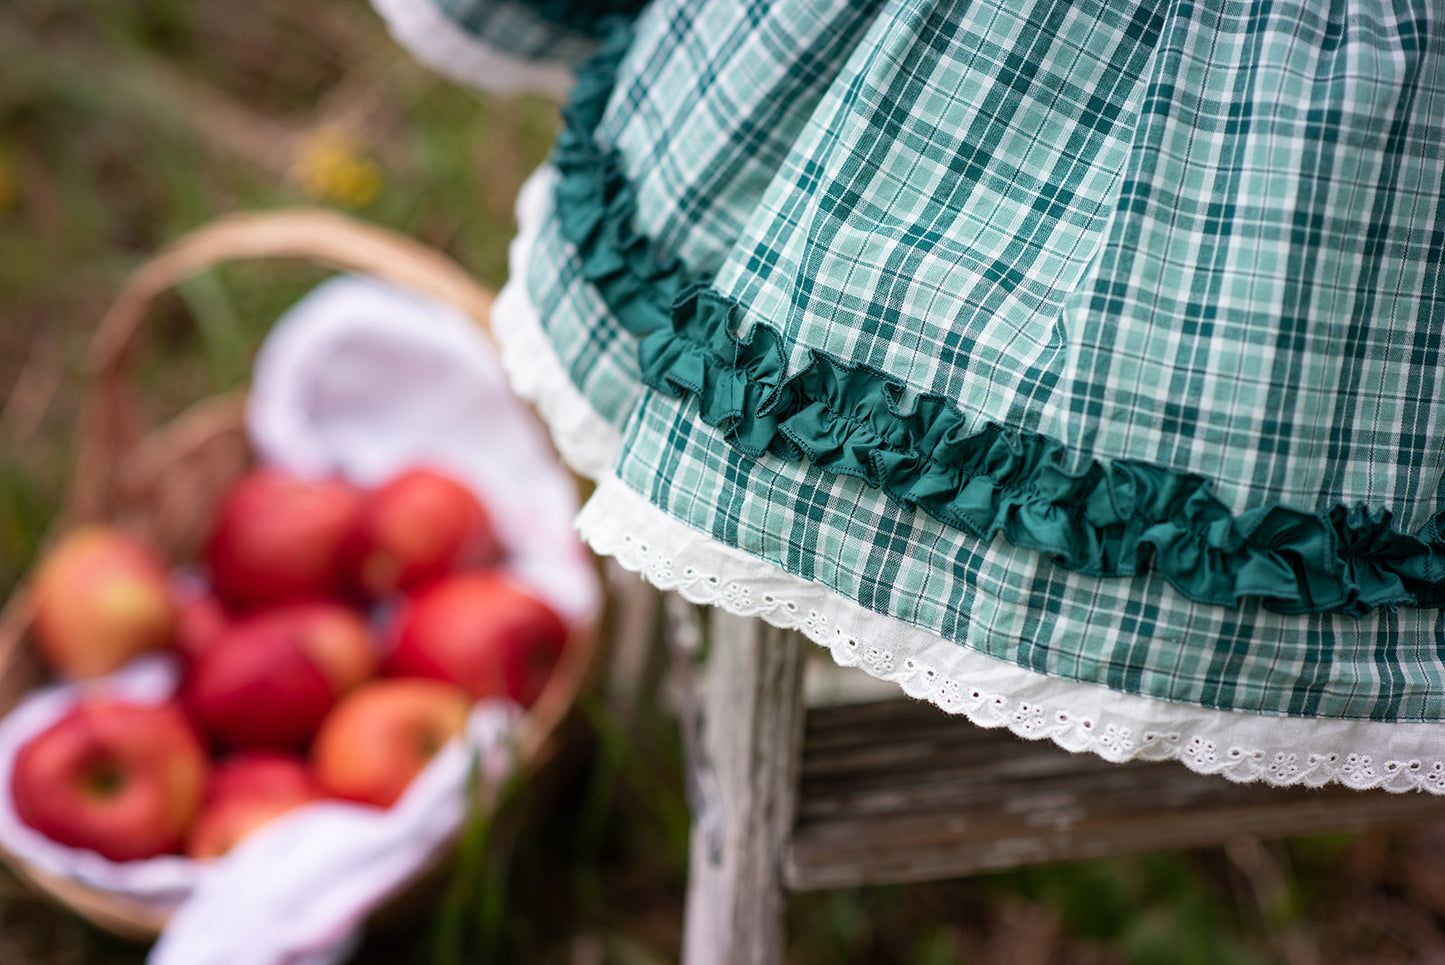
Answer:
xmin=0 ymin=210 xmax=598 ymax=940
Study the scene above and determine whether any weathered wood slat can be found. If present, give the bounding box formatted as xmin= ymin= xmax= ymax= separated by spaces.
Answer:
xmin=682 ymin=611 xmax=808 ymax=965
xmin=786 ymin=698 xmax=1443 ymax=891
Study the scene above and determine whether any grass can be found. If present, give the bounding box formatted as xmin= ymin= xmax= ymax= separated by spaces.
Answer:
xmin=1 ymin=1 xmax=1444 ymax=963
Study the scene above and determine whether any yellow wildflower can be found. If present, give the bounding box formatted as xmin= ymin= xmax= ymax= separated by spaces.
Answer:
xmin=293 ymin=128 xmax=383 ymax=207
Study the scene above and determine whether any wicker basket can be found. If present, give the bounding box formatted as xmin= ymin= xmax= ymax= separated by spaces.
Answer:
xmin=0 ymin=210 xmax=600 ymax=940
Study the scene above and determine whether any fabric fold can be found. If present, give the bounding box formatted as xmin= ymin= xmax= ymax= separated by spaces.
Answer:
xmin=550 ymin=23 xmax=1445 ymax=620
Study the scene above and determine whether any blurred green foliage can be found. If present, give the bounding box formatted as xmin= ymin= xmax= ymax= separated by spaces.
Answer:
xmin=0 ymin=0 xmax=554 ymax=592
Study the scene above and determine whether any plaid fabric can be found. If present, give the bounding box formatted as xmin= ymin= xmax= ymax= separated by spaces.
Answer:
xmin=528 ymin=0 xmax=887 ymax=429
xmin=524 ymin=0 xmax=1445 ymax=722
xmin=426 ymin=0 xmax=645 ymax=63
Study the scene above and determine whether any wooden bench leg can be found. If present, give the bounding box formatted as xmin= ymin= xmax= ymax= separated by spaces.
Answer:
xmin=681 ymin=609 xmax=807 ymax=965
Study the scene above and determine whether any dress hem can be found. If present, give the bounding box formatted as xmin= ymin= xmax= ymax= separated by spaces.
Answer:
xmin=371 ymin=0 xmax=576 ymax=99
xmin=493 ymin=164 xmax=1445 ymax=795
xmin=579 ymin=478 xmax=1445 ymax=795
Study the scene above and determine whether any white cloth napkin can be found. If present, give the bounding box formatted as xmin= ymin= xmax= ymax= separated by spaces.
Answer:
xmin=0 ymin=275 xmax=599 ymax=964
xmin=149 ymin=702 xmax=519 ymax=965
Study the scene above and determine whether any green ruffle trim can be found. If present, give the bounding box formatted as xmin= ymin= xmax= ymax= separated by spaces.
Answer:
xmin=551 ymin=28 xmax=1445 ymax=617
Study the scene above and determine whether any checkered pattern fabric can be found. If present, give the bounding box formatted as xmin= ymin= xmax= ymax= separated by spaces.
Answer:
xmin=427 ymin=0 xmax=643 ymax=63
xmin=417 ymin=0 xmax=1445 ymax=723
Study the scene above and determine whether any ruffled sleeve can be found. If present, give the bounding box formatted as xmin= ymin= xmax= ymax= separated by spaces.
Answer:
xmin=370 ymin=0 xmax=650 ymax=99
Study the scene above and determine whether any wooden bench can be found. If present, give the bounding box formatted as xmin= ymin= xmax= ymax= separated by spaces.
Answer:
xmin=677 ymin=609 xmax=1444 ymax=965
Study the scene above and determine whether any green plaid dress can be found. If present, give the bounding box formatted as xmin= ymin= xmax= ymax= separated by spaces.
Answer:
xmin=376 ymin=0 xmax=1445 ymax=790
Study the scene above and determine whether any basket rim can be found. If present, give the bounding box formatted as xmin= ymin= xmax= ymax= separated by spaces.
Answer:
xmin=0 ymin=209 xmax=603 ymax=941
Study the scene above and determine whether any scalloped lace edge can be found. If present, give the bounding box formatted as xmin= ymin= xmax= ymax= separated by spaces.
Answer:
xmin=371 ymin=0 xmax=576 ymax=100
xmin=578 ymin=479 xmax=1445 ymax=795
xmin=493 ymin=168 xmax=622 ymax=480
xmin=494 ymin=168 xmax=1445 ymax=795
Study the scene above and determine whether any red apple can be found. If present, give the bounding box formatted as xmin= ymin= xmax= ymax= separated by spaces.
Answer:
xmin=385 ymin=572 xmax=567 ymax=707
xmin=11 ymin=698 xmax=208 ymax=861
xmin=347 ymin=467 xmax=503 ymax=600
xmin=206 ymin=470 xmax=364 ymax=609
xmin=186 ymin=602 xmax=376 ymax=749
xmin=312 ymin=678 xmax=470 ymax=808
xmin=29 ymin=527 xmax=178 ymax=678
xmin=169 ymin=574 xmax=231 ymax=665
xmin=206 ymin=750 xmax=320 ymax=801
xmin=186 ymin=751 xmax=324 ymax=859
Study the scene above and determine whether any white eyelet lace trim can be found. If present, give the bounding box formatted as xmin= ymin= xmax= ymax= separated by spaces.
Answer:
xmin=493 ymin=166 xmax=1445 ymax=795
xmin=492 ymin=170 xmax=622 ymax=480
xmin=578 ymin=481 xmax=1445 ymax=794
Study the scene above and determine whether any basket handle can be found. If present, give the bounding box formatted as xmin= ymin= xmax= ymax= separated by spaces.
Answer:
xmin=72 ymin=209 xmax=497 ymax=523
